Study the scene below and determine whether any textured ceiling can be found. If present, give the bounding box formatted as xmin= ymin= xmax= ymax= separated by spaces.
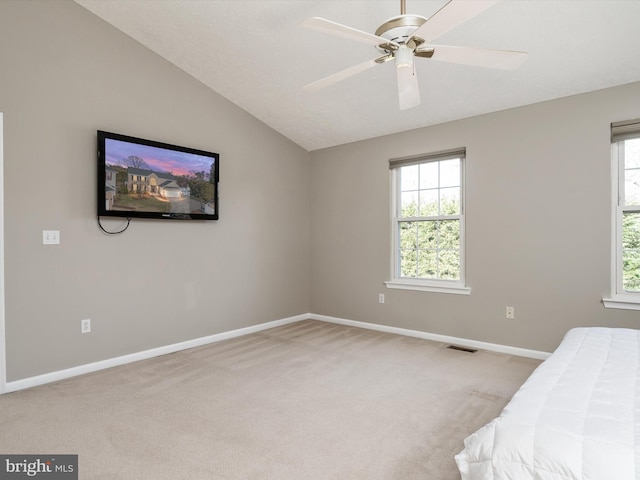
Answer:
xmin=74 ymin=0 xmax=640 ymax=152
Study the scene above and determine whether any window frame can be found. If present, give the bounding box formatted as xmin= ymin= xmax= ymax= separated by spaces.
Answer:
xmin=385 ymin=150 xmax=470 ymax=295
xmin=604 ymin=120 xmax=640 ymax=310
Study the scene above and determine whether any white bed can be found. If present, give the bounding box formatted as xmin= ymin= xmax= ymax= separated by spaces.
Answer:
xmin=455 ymin=327 xmax=640 ymax=480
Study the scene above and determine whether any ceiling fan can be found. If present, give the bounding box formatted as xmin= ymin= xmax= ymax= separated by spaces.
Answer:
xmin=301 ymin=0 xmax=527 ymax=110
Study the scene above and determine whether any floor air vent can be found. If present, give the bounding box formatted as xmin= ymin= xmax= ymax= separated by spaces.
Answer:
xmin=446 ymin=345 xmax=478 ymax=353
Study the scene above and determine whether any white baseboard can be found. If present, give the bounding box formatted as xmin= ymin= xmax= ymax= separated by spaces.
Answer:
xmin=4 ymin=314 xmax=307 ymax=393
xmin=309 ymin=313 xmax=551 ymax=361
xmin=3 ymin=312 xmax=550 ymax=393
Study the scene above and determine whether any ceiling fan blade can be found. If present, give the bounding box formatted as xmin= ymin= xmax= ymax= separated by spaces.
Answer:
xmin=397 ymin=64 xmax=421 ymax=110
xmin=304 ymin=58 xmax=381 ymax=92
xmin=410 ymin=0 xmax=500 ymax=44
xmin=428 ymin=44 xmax=527 ymax=70
xmin=301 ymin=17 xmax=398 ymax=48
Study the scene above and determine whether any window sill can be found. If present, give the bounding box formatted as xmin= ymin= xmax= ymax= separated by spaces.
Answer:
xmin=385 ymin=280 xmax=471 ymax=295
xmin=603 ymin=295 xmax=640 ymax=311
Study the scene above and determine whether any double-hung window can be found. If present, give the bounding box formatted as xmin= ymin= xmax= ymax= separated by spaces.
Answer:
xmin=605 ymin=119 xmax=640 ymax=310
xmin=386 ymin=149 xmax=469 ymax=295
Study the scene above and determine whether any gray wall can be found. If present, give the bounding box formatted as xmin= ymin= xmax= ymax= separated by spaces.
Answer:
xmin=310 ymin=81 xmax=640 ymax=353
xmin=0 ymin=1 xmax=310 ymax=381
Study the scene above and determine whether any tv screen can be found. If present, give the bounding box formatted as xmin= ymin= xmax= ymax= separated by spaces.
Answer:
xmin=97 ymin=130 xmax=219 ymax=221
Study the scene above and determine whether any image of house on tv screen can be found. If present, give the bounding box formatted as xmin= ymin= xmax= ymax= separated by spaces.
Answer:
xmin=104 ymin=138 xmax=217 ymax=216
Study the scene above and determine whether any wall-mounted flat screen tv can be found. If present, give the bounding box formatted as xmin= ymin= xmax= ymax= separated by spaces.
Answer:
xmin=97 ymin=130 xmax=219 ymax=221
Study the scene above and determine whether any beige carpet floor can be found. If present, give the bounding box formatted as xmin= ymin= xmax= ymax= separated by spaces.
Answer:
xmin=0 ymin=320 xmax=541 ymax=479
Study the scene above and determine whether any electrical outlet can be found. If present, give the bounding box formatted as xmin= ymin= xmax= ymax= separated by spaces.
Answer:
xmin=42 ymin=230 xmax=60 ymax=245
xmin=379 ymin=293 xmax=385 ymax=304
xmin=81 ymin=318 xmax=91 ymax=334
xmin=506 ymin=306 xmax=515 ymax=319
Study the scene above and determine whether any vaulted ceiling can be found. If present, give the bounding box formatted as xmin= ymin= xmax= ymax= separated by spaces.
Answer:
xmin=74 ymin=0 xmax=640 ymax=151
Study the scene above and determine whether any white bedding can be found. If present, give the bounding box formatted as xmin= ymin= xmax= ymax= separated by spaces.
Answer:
xmin=455 ymin=327 xmax=640 ymax=480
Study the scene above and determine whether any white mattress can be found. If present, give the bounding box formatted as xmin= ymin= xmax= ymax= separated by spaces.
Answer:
xmin=455 ymin=327 xmax=640 ymax=480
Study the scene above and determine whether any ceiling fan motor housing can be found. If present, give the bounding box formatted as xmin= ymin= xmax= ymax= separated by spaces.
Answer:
xmin=375 ymin=14 xmax=427 ymax=52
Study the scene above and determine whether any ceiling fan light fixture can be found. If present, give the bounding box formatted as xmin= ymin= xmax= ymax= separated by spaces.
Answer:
xmin=395 ymin=45 xmax=413 ymax=69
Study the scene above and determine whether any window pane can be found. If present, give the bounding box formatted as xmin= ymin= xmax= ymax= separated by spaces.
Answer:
xmin=419 ymin=189 xmax=439 ymax=217
xmin=625 ymin=138 xmax=640 ymax=169
xmin=401 ymin=165 xmax=419 ymax=191
xmin=440 ymin=159 xmax=460 ymax=188
xmin=625 ymin=169 xmax=640 ymax=206
xmin=400 ymin=249 xmax=418 ymax=277
xmin=401 ymin=191 xmax=419 ymax=217
xmin=440 ymin=187 xmax=460 ymax=215
xmin=417 ymin=250 xmax=437 ymax=278
xmin=623 ymin=212 xmax=640 ymax=249
xmin=399 ymin=221 xmax=417 ymax=249
xmin=439 ymin=251 xmax=460 ymax=280
xmin=622 ymin=212 xmax=640 ymax=291
xmin=623 ymin=250 xmax=640 ymax=291
xmin=419 ymin=162 xmax=438 ymax=189
xmin=417 ymin=221 xmax=437 ymax=249
xmin=439 ymin=220 xmax=460 ymax=250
